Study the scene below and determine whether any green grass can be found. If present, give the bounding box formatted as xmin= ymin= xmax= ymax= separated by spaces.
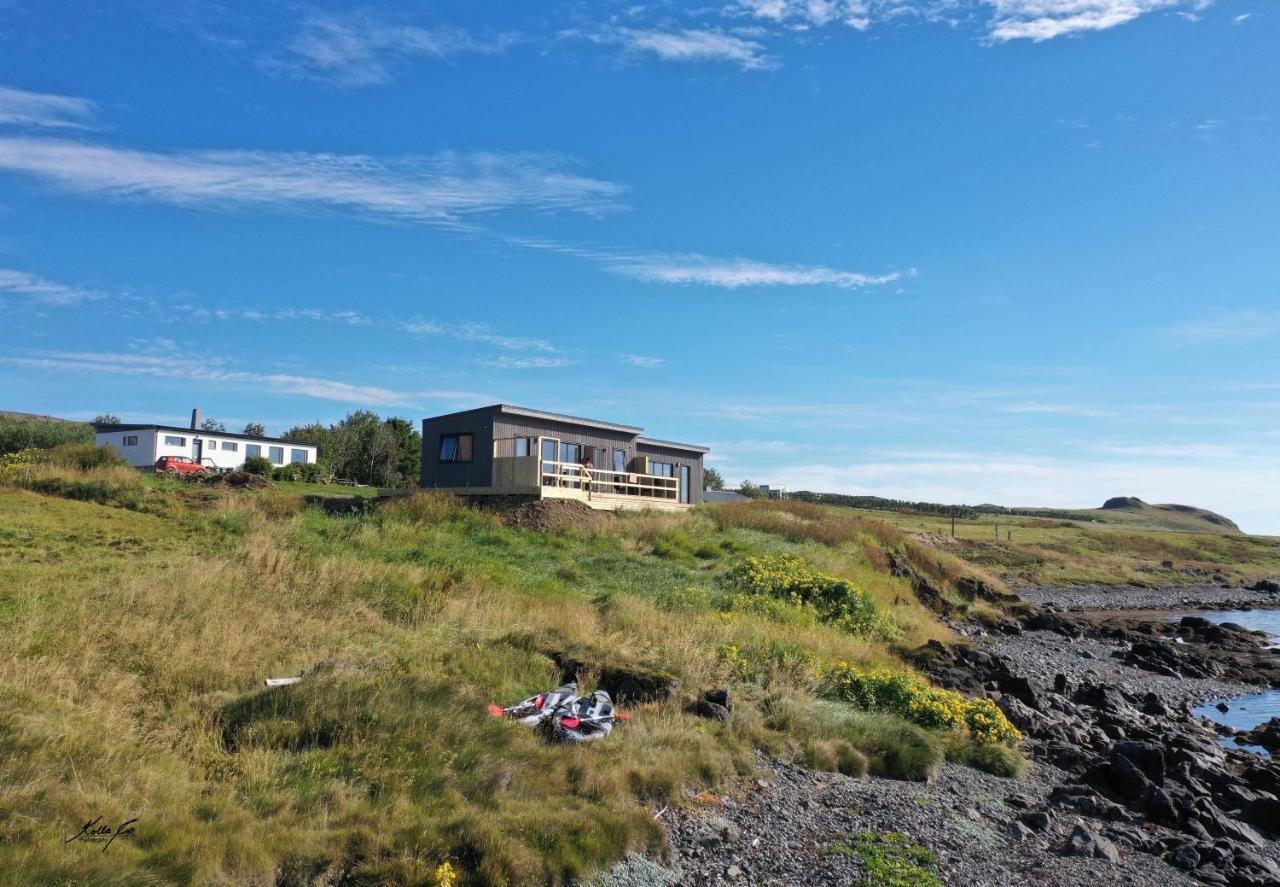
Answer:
xmin=0 ymin=473 xmax=1027 ymax=886
xmin=832 ymin=505 xmax=1280 ymax=587
xmin=826 ymin=832 xmax=941 ymax=887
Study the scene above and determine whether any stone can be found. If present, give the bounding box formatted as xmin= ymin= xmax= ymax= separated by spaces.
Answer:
xmin=1019 ymin=811 xmax=1051 ymax=832
xmin=1167 ymin=844 xmax=1200 ymax=870
xmin=691 ymin=699 xmax=730 ymax=722
xmin=1066 ymin=824 xmax=1120 ymax=863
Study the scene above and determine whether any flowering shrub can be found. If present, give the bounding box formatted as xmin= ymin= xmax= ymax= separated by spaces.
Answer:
xmin=823 ymin=663 xmax=1021 ymax=746
xmin=0 ymin=450 xmax=35 ymax=484
xmin=723 ymin=555 xmax=898 ymax=640
xmin=433 ymin=861 xmax=459 ymax=886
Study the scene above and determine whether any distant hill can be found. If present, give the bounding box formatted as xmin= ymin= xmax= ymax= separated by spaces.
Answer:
xmin=792 ymin=491 xmax=1243 ymax=536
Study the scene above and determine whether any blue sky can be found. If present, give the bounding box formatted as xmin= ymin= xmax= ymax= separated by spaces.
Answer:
xmin=2 ymin=0 xmax=1278 ymax=531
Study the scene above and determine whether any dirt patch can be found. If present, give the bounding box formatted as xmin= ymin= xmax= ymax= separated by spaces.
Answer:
xmin=193 ymin=471 xmax=273 ymax=489
xmin=487 ymin=498 xmax=615 ymax=532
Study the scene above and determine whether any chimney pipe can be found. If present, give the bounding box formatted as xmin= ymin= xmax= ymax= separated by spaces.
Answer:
xmin=191 ymin=408 xmax=201 ymax=430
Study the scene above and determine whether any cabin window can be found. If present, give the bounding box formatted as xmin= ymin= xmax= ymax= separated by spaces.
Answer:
xmin=290 ymin=448 xmax=308 ymax=464
xmin=222 ymin=441 xmax=238 ymax=452
xmin=560 ymin=442 xmax=581 ymax=463
xmin=513 ymin=437 xmax=535 ymax=457
xmin=649 ymin=461 xmax=675 ymax=477
xmin=680 ymin=465 xmax=691 ymax=504
xmin=245 ymin=444 xmax=261 ymax=459
xmin=439 ymin=433 xmax=473 ymax=463
xmin=613 ymin=448 xmax=626 ymax=473
xmin=123 ymin=435 xmax=138 ymax=446
xmin=164 ymin=435 xmax=186 ymax=447
xmin=269 ymin=446 xmax=284 ymax=465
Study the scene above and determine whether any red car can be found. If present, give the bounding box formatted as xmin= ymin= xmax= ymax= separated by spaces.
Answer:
xmin=155 ymin=456 xmax=212 ymax=475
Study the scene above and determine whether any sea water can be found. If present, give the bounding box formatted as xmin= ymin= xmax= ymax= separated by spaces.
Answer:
xmin=1183 ymin=610 xmax=1280 ymax=754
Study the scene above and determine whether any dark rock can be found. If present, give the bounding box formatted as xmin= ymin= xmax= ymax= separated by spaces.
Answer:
xmin=1112 ymin=740 xmax=1165 ymax=783
xmin=1167 ymin=844 xmax=1200 ymax=870
xmin=690 ymin=699 xmax=730 ymax=721
xmin=1065 ymin=824 xmax=1120 ymax=863
xmin=1020 ymin=811 xmax=1051 ymax=832
xmin=704 ymin=688 xmax=732 ymax=709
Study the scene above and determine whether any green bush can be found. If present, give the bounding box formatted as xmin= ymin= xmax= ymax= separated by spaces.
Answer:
xmin=37 ymin=442 xmax=129 ymax=471
xmin=723 ymin=554 xmax=897 ymax=640
xmin=243 ymin=455 xmax=273 ymax=476
xmin=0 ymin=415 xmax=93 ymax=454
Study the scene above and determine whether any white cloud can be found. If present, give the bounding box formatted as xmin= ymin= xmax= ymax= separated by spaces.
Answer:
xmin=1232 ymin=12 xmax=1253 ymax=23
xmin=1162 ymin=309 xmax=1280 ymax=343
xmin=479 ymin=355 xmax=578 ymax=369
xmin=606 ymin=252 xmax=903 ymax=288
xmin=729 ymin=0 xmax=1211 ymax=42
xmin=620 ymin=354 xmax=666 ymax=368
xmin=0 ymin=349 xmax=486 ymax=409
xmin=0 ymin=138 xmax=625 ymax=225
xmin=267 ymin=13 xmax=519 ymax=86
xmin=0 ymin=84 xmax=97 ymax=129
xmin=984 ymin=0 xmax=1207 ymax=42
xmin=573 ymin=27 xmax=773 ymax=70
xmin=0 ymin=268 xmax=103 ymax=305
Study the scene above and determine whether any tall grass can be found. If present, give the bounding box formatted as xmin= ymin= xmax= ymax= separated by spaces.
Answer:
xmin=0 ymin=485 xmax=1026 ymax=885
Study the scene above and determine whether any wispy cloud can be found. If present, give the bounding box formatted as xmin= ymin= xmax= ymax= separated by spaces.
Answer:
xmin=1162 ymin=309 xmax=1280 ymax=343
xmin=620 ymin=354 xmax=666 ymax=368
xmin=265 ymin=13 xmax=520 ymax=87
xmin=479 ymin=355 xmax=578 ymax=369
xmin=984 ymin=0 xmax=1207 ymax=43
xmin=0 ymin=138 xmax=626 ymax=225
xmin=570 ymin=27 xmax=773 ymax=70
xmin=0 ymin=84 xmax=97 ymax=129
xmin=729 ymin=0 xmax=1210 ymax=42
xmin=1232 ymin=12 xmax=1253 ymax=24
xmin=997 ymin=400 xmax=1111 ymax=418
xmin=0 ymin=268 xmax=103 ymax=305
xmin=606 ymin=252 xmax=904 ymax=288
xmin=0 ymin=349 xmax=486 ymax=409
xmin=404 ymin=320 xmax=559 ymax=352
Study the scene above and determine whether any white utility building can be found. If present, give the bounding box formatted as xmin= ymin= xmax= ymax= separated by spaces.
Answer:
xmin=94 ymin=409 xmax=318 ymax=471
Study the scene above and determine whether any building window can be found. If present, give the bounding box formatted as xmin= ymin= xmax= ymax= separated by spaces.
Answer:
xmin=439 ymin=433 xmax=473 ymax=463
xmin=164 ymin=435 xmax=187 ymax=447
xmin=513 ymin=437 xmax=535 ymax=457
xmin=222 ymin=441 xmax=238 ymax=452
xmin=613 ymin=448 xmax=626 ymax=473
xmin=245 ymin=444 xmax=261 ymax=459
xmin=123 ymin=435 xmax=138 ymax=446
xmin=560 ymin=442 xmax=581 ymax=463
xmin=649 ymin=461 xmax=674 ymax=477
xmin=268 ymin=446 xmax=284 ymax=465
xmin=290 ymin=448 xmax=308 ymax=464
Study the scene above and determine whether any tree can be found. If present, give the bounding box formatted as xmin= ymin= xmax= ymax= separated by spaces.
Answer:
xmin=283 ymin=412 xmax=422 ymax=487
xmin=201 ymin=418 xmax=226 ymax=432
xmin=93 ymin=414 xmax=121 ymax=425
xmin=242 ymin=422 xmax=266 ymax=438
xmin=703 ymin=466 xmax=725 ymax=491
xmin=737 ymin=479 xmax=767 ymax=500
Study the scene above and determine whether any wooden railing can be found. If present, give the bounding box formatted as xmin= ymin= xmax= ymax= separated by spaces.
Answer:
xmin=492 ymin=436 xmax=681 ymax=502
xmin=538 ymin=459 xmax=679 ymax=501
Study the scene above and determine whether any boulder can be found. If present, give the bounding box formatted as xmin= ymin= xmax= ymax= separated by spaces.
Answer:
xmin=1066 ymin=824 xmax=1120 ymax=863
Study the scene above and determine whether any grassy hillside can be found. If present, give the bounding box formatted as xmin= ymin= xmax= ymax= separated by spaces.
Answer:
xmin=833 ymin=506 xmax=1280 ymax=587
xmin=1018 ymin=497 xmax=1242 ymax=535
xmin=0 ymin=449 xmax=1020 ymax=886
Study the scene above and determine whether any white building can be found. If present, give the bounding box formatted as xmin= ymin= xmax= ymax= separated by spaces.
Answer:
xmin=94 ymin=409 xmax=318 ymax=471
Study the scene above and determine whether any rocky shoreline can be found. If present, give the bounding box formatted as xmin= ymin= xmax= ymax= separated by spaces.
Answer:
xmin=639 ymin=584 xmax=1280 ymax=887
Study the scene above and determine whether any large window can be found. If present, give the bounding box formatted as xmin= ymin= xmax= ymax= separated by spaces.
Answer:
xmin=245 ymin=444 xmax=261 ymax=459
xmin=649 ymin=460 xmax=675 ymax=478
xmin=560 ymin=442 xmax=581 ymax=463
xmin=221 ymin=441 xmax=238 ymax=452
xmin=439 ymin=433 xmax=473 ymax=463
xmin=123 ymin=435 xmax=138 ymax=447
xmin=290 ymin=448 xmax=308 ymax=464
xmin=164 ymin=435 xmax=186 ymax=447
xmin=513 ymin=437 xmax=534 ymax=457
xmin=268 ymin=446 xmax=284 ymax=465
